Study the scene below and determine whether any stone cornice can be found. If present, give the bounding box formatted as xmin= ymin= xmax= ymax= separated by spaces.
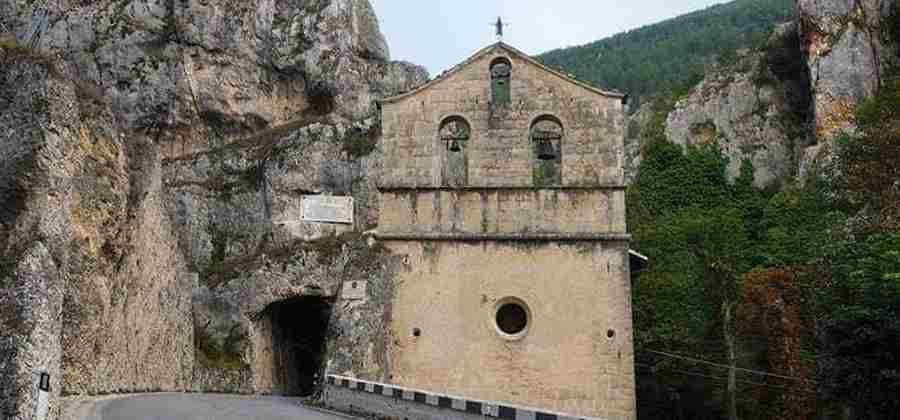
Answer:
xmin=377 ymin=185 xmax=627 ymax=192
xmin=375 ymin=233 xmax=631 ymax=242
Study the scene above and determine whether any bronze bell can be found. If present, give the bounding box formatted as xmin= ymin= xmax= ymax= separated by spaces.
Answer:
xmin=448 ymin=139 xmax=463 ymax=152
xmin=536 ymin=139 xmax=556 ymax=160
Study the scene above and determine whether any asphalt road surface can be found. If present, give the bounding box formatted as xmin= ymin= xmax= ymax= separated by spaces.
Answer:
xmin=93 ymin=393 xmax=351 ymax=420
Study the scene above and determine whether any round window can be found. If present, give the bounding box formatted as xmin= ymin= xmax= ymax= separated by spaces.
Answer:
xmin=494 ymin=298 xmax=530 ymax=339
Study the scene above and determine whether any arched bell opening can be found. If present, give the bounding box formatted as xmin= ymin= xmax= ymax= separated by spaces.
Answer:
xmin=531 ymin=115 xmax=563 ymax=187
xmin=439 ymin=116 xmax=471 ymax=187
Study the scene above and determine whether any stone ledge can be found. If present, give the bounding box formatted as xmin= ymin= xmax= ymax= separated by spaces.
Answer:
xmin=324 ymin=374 xmax=606 ymax=420
xmin=378 ymin=185 xmax=628 ymax=192
xmin=375 ymin=233 xmax=632 ymax=242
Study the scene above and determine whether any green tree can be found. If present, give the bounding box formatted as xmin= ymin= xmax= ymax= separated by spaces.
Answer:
xmin=816 ymin=234 xmax=900 ymax=418
xmin=538 ymin=0 xmax=793 ymax=106
xmin=629 ymin=139 xmax=766 ymax=419
xmin=811 ymin=75 xmax=900 ymax=419
xmin=830 ymin=79 xmax=900 ymax=231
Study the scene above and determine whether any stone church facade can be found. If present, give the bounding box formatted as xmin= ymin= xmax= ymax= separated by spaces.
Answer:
xmin=377 ymin=42 xmax=636 ymax=419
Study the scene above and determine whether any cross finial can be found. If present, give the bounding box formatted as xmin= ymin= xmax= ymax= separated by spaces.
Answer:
xmin=495 ymin=17 xmax=505 ymax=40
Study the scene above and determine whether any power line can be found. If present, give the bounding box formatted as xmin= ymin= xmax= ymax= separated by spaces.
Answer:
xmin=641 ymin=349 xmax=818 ymax=383
xmin=636 ymin=363 xmax=817 ymax=394
xmin=636 ymin=362 xmax=817 ymax=392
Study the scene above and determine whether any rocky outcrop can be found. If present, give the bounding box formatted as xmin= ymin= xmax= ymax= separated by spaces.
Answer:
xmin=626 ymin=23 xmax=812 ymax=187
xmin=796 ymin=0 xmax=897 ymax=171
xmin=0 ymin=50 xmax=194 ymax=419
xmin=666 ymin=23 xmax=812 ymax=187
xmin=1 ymin=55 xmax=73 ymax=420
xmin=626 ymin=1 xmax=897 ymax=185
xmin=2 ymin=0 xmax=426 ymax=418
xmin=2 ymin=0 xmax=423 ymax=151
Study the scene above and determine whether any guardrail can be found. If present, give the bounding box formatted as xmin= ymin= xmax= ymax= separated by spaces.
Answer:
xmin=324 ymin=374 xmax=605 ymax=420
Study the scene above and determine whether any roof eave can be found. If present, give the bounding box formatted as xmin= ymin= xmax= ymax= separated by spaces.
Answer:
xmin=378 ymin=42 xmax=626 ymax=105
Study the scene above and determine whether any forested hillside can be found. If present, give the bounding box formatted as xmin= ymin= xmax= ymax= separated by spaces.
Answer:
xmin=628 ymin=77 xmax=900 ymax=420
xmin=537 ymin=0 xmax=793 ymax=106
xmin=611 ymin=0 xmax=900 ymax=418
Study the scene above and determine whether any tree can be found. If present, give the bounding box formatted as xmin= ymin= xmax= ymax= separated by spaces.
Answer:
xmin=812 ymin=76 xmax=900 ymax=418
xmin=629 ymin=139 xmax=765 ymax=419
xmin=682 ymin=208 xmax=752 ymax=420
xmin=741 ymin=268 xmax=815 ymax=420
xmin=816 ymin=234 xmax=900 ymax=418
xmin=831 ymin=79 xmax=900 ymax=231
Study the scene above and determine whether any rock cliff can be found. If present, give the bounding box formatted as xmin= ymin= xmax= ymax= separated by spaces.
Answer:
xmin=1 ymin=0 xmax=426 ymax=418
xmin=796 ymin=0 xmax=897 ymax=173
xmin=3 ymin=0 xmax=896 ymax=418
xmin=665 ymin=23 xmax=812 ymax=188
xmin=626 ymin=0 xmax=896 ymax=185
xmin=626 ymin=23 xmax=812 ymax=187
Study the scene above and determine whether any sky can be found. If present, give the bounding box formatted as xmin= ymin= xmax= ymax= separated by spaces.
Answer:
xmin=371 ymin=0 xmax=728 ymax=76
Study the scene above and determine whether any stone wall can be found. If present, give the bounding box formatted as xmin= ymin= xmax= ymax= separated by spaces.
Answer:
xmin=380 ymin=45 xmax=626 ymax=189
xmin=377 ymin=44 xmax=635 ymax=419
xmin=379 ymin=189 xmax=627 ymax=236
xmin=384 ymin=240 xmax=634 ymax=418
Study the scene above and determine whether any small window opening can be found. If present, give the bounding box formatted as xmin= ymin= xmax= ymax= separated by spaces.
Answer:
xmin=490 ymin=57 xmax=512 ymax=106
xmin=495 ymin=301 xmax=529 ymax=336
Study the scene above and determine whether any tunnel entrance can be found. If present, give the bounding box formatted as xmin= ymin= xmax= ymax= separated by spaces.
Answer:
xmin=262 ymin=296 xmax=333 ymax=396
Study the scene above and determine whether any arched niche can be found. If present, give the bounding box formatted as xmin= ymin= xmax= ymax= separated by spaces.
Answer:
xmin=490 ymin=57 xmax=512 ymax=106
xmin=531 ymin=115 xmax=563 ymax=187
xmin=438 ymin=116 xmax=470 ymax=187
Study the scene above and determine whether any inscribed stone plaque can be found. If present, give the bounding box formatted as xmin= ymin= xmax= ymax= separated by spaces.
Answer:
xmin=342 ymin=281 xmax=367 ymax=301
xmin=302 ymin=195 xmax=354 ymax=224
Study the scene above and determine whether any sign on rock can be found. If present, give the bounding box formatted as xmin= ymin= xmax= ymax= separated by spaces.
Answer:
xmin=302 ymin=196 xmax=354 ymax=224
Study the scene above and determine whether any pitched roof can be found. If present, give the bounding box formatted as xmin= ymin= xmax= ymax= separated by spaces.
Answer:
xmin=380 ymin=42 xmax=626 ymax=104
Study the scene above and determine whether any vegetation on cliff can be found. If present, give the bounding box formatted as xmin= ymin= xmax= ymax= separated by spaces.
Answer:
xmin=628 ymin=75 xmax=900 ymax=419
xmin=537 ymin=0 xmax=793 ymax=107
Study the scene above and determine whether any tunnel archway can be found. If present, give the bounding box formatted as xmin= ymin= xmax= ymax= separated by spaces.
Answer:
xmin=261 ymin=296 xmax=333 ymax=396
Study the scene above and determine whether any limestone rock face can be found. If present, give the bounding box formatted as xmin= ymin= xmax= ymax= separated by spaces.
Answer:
xmin=2 ymin=0 xmax=426 ymax=417
xmin=625 ymin=23 xmax=812 ymax=187
xmin=626 ymin=3 xmax=897 ymax=185
xmin=1 ymin=57 xmax=93 ymax=419
xmin=623 ymin=103 xmax=655 ymax=184
xmin=0 ymin=54 xmax=194 ymax=419
xmin=796 ymin=0 xmax=897 ymax=170
xmin=666 ymin=24 xmax=812 ymax=187
xmin=3 ymin=0 xmax=421 ymax=149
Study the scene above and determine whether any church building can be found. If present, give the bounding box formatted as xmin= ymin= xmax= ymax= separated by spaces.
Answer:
xmin=376 ymin=40 xmax=637 ymax=419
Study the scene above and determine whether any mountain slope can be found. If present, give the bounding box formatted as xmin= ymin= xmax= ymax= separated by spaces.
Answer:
xmin=537 ymin=0 xmax=794 ymax=105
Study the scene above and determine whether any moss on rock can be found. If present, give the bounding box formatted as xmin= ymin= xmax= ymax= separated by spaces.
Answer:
xmin=195 ymin=323 xmax=247 ymax=371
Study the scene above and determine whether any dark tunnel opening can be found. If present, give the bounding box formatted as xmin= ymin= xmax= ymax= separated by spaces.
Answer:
xmin=263 ymin=296 xmax=333 ymax=397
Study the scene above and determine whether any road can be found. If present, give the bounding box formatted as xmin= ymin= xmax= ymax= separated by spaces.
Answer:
xmin=90 ymin=393 xmax=352 ymax=420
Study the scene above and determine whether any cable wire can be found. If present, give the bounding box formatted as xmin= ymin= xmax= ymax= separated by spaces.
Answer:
xmin=641 ymin=349 xmax=818 ymax=383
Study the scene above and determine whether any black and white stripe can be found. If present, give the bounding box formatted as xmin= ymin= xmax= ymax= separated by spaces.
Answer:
xmin=326 ymin=374 xmax=601 ymax=420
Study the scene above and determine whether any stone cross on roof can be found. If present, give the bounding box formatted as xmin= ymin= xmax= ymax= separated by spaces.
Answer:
xmin=494 ymin=17 xmax=506 ymax=40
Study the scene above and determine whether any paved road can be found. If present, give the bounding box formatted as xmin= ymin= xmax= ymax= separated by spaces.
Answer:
xmin=93 ymin=393 xmax=351 ymax=420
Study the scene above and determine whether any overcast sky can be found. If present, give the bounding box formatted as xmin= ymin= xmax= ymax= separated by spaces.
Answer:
xmin=371 ymin=0 xmax=728 ymax=76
